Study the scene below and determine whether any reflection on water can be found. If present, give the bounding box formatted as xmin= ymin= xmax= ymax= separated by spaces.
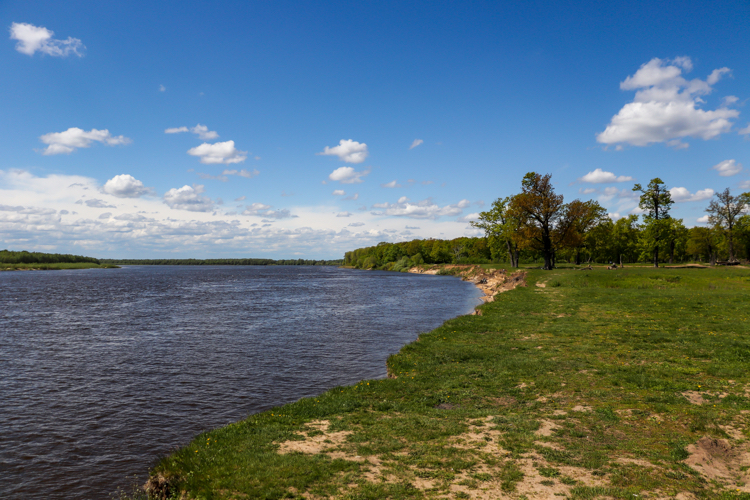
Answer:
xmin=0 ymin=265 xmax=481 ymax=499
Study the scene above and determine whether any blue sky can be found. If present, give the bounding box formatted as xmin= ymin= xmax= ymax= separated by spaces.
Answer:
xmin=2 ymin=1 xmax=749 ymax=258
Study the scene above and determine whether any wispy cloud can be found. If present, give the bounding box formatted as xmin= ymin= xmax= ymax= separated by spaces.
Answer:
xmin=10 ymin=22 xmax=84 ymax=57
xmin=409 ymin=139 xmax=423 ymax=150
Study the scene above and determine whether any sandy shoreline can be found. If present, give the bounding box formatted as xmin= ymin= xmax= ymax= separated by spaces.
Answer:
xmin=407 ymin=264 xmax=528 ymax=306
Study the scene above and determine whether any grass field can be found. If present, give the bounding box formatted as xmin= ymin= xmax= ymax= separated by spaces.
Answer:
xmin=0 ymin=262 xmax=119 ymax=270
xmin=141 ymin=266 xmax=750 ymax=499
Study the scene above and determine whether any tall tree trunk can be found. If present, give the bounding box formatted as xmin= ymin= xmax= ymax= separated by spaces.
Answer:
xmin=669 ymin=241 xmax=675 ymax=264
xmin=653 ymin=246 xmax=659 ymax=268
xmin=620 ymin=254 xmax=623 ymax=268
xmin=728 ymin=231 xmax=735 ymax=262
xmin=575 ymin=249 xmax=581 ymax=266
xmin=513 ymin=248 xmax=519 ymax=268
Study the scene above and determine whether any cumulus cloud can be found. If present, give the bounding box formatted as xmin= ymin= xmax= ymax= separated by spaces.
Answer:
xmin=242 ymin=203 xmax=296 ymax=219
xmin=697 ymin=215 xmax=710 ymax=223
xmin=669 ymin=187 xmax=715 ymax=202
xmin=98 ymin=212 xmax=112 ymax=219
xmin=39 ymin=127 xmax=131 ymax=155
xmin=371 ymin=198 xmax=470 ymax=219
xmin=84 ymin=199 xmax=116 ymax=209
xmin=597 ymin=57 xmax=738 ymax=148
xmin=163 ymin=184 xmax=215 ymax=212
xmin=348 ymin=222 xmax=365 ymax=227
xmin=10 ymin=22 xmax=84 ymax=57
xmin=318 ymin=139 xmax=368 ymax=163
xmin=187 ymin=140 xmax=247 ymax=164
xmin=336 ymin=212 xmax=352 ymax=217
xmin=578 ymin=168 xmax=635 ymax=183
xmin=102 ymin=174 xmax=152 ymax=198
xmin=712 ymin=159 xmax=743 ymax=177
xmin=332 ymin=190 xmax=345 ymax=196
xmin=457 ymin=213 xmax=480 ymax=223
xmin=328 ymin=166 xmax=369 ymax=184
xmin=409 ymin=139 xmax=423 ymax=150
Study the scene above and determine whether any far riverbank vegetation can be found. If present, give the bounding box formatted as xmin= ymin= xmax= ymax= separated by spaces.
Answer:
xmin=345 ymin=172 xmax=750 ymax=272
xmin=0 ymin=250 xmax=118 ymax=270
xmin=101 ymin=258 xmax=344 ymax=266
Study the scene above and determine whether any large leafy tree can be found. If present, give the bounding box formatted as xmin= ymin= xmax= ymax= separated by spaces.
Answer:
xmin=470 ymin=197 xmax=521 ymax=267
xmin=510 ymin=172 xmax=576 ymax=270
xmin=564 ymin=199 xmax=608 ymax=265
xmin=633 ymin=178 xmax=674 ymax=267
xmin=705 ymin=188 xmax=750 ymax=262
xmin=610 ymin=215 xmax=641 ymax=265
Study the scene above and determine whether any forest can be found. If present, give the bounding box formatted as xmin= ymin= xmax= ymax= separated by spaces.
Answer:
xmin=0 ymin=250 xmax=101 ymax=264
xmin=344 ymin=173 xmax=750 ymax=271
xmin=100 ymin=258 xmax=343 ymax=266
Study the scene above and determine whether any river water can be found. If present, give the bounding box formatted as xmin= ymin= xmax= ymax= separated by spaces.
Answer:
xmin=0 ymin=265 xmax=482 ymax=499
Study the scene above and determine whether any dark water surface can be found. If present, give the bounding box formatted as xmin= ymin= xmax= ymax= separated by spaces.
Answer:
xmin=0 ymin=266 xmax=482 ymax=499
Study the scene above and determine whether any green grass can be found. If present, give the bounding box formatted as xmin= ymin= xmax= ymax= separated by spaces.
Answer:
xmin=143 ymin=267 xmax=750 ymax=499
xmin=0 ymin=262 xmax=119 ymax=270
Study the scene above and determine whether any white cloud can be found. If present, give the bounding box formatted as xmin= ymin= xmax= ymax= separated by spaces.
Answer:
xmin=409 ymin=139 xmax=423 ymax=150
xmin=348 ymin=222 xmax=365 ymax=227
xmin=740 ymin=180 xmax=750 ymax=190
xmin=336 ymin=212 xmax=352 ymax=217
xmin=597 ymin=57 xmax=738 ymax=148
xmin=318 ymin=139 xmax=368 ymax=163
xmin=102 ymin=174 xmax=152 ymax=198
xmin=190 ymin=124 xmax=219 ymax=140
xmin=344 ymin=193 xmax=359 ymax=200
xmin=84 ymin=199 xmax=116 ymax=209
xmin=332 ymin=190 xmax=345 ymax=196
xmin=722 ymin=95 xmax=739 ymax=106
xmin=457 ymin=213 xmax=480 ymax=223
xmin=579 ymin=188 xmax=597 ymax=194
xmin=10 ymin=22 xmax=84 ymax=57
xmin=381 ymin=180 xmax=402 ymax=188
xmin=163 ymin=184 xmax=214 ymax=212
xmin=242 ymin=202 xmax=296 ymax=219
xmin=578 ymin=168 xmax=634 ymax=184
xmin=39 ymin=127 xmax=131 ymax=155
xmin=187 ymin=140 xmax=247 ymax=164
xmin=697 ymin=215 xmax=710 ymax=223
xmin=739 ymin=123 xmax=750 ymax=136
xmin=712 ymin=159 xmax=742 ymax=177
xmin=223 ymin=169 xmax=259 ymax=178
xmin=159 ymin=84 xmax=166 ymax=92
xmin=328 ymin=166 xmax=369 ymax=184
xmin=669 ymin=187 xmax=715 ymax=202
xmin=98 ymin=212 xmax=112 ymax=220
xmin=371 ymin=198 xmax=471 ymax=219
xmin=166 ymin=124 xmax=219 ymax=140
xmin=608 ymin=212 xmax=622 ymax=220
xmin=234 ymin=196 xmax=246 ymax=202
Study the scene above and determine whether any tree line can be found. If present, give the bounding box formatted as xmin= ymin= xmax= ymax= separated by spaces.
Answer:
xmin=100 ymin=258 xmax=344 ymax=266
xmin=0 ymin=250 xmax=101 ymax=264
xmin=344 ymin=172 xmax=750 ymax=270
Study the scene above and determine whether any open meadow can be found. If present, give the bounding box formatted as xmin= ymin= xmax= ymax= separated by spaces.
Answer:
xmin=142 ymin=266 xmax=750 ymax=499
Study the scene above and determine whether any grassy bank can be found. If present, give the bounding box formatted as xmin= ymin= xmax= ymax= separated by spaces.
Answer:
xmin=1 ymin=262 xmax=119 ymax=270
xmin=143 ymin=267 xmax=750 ymax=499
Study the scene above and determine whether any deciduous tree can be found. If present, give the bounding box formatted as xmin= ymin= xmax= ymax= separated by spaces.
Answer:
xmin=633 ymin=178 xmax=673 ymax=267
xmin=705 ymin=188 xmax=750 ymax=262
xmin=470 ymin=197 xmax=520 ymax=267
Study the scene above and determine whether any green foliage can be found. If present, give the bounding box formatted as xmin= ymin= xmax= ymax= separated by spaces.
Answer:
xmin=0 ymin=249 xmax=100 ymax=264
xmin=101 ymin=258 xmax=343 ymax=266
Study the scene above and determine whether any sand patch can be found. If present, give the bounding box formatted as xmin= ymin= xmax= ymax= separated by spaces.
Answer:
xmin=682 ymin=390 xmax=708 ymax=405
xmin=571 ymin=405 xmax=592 ymax=413
xmin=535 ymin=419 xmax=559 ymax=437
xmin=684 ymin=436 xmax=750 ymax=491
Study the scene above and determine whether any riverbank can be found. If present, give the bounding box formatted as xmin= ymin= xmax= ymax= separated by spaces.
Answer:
xmin=142 ymin=266 xmax=750 ymax=499
xmin=1 ymin=262 xmax=119 ymax=271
